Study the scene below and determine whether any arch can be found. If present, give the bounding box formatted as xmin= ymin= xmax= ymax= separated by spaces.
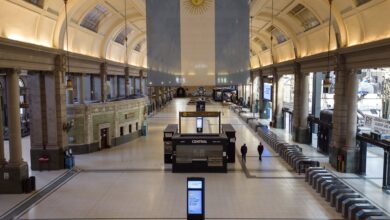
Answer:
xmin=253 ymin=15 xmax=301 ymax=58
xmin=319 ymin=0 xmax=348 ymax=47
xmin=53 ymin=0 xmax=98 ymax=49
xmin=100 ymin=15 xmax=145 ymax=58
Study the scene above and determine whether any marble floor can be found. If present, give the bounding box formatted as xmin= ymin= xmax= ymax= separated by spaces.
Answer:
xmin=0 ymin=98 xmax=377 ymax=219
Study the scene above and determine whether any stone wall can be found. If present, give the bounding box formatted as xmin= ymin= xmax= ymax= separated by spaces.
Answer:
xmin=66 ymin=97 xmax=147 ymax=154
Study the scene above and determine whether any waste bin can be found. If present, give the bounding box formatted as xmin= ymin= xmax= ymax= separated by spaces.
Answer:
xmin=23 ymin=176 xmax=36 ymax=193
xmin=64 ymin=149 xmax=75 ymax=169
xmin=142 ymin=120 xmax=148 ymax=136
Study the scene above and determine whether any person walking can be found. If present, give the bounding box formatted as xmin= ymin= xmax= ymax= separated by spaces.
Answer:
xmin=240 ymin=144 xmax=248 ymax=162
xmin=257 ymin=142 xmax=264 ymax=161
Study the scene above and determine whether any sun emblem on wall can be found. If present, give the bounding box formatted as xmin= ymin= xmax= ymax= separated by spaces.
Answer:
xmin=184 ymin=0 xmax=212 ymax=15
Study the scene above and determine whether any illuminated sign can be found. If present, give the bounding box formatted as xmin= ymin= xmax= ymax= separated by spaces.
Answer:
xmin=192 ymin=140 xmax=207 ymax=144
xmin=180 ymin=111 xmax=220 ymax=118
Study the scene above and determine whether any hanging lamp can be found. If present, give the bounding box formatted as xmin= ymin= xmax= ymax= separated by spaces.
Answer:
xmin=323 ymin=0 xmax=333 ymax=92
xmin=64 ymin=0 xmax=73 ymax=90
xmin=124 ymin=0 xmax=130 ymax=86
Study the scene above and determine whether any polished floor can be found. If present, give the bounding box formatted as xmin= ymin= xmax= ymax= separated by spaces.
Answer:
xmin=0 ymin=98 xmax=386 ymax=219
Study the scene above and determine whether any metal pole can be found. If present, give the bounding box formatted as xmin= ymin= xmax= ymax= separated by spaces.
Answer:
xmin=219 ymin=113 xmax=221 ymax=134
xmin=359 ymin=141 xmax=367 ymax=175
xmin=179 ymin=113 xmax=181 ymax=134
xmin=383 ymin=150 xmax=390 ymax=190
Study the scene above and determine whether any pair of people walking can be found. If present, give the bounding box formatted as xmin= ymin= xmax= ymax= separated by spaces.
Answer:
xmin=240 ymin=142 xmax=264 ymax=162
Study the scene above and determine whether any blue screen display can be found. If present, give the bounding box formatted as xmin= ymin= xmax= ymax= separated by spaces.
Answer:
xmin=188 ymin=190 xmax=202 ymax=214
xmin=263 ymin=83 xmax=272 ymax=100
xmin=188 ymin=180 xmax=203 ymax=189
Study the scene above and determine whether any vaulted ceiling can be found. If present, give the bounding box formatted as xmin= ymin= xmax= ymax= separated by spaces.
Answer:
xmin=1 ymin=0 xmax=390 ymax=70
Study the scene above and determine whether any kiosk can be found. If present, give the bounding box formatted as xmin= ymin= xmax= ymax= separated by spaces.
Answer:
xmin=187 ymin=177 xmax=205 ymax=220
xmin=164 ymin=124 xmax=178 ymax=163
xmin=171 ymin=111 xmax=229 ymax=173
xmin=222 ymin=124 xmax=236 ymax=163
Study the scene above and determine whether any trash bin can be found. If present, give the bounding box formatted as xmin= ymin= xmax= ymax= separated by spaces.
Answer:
xmin=64 ymin=149 xmax=75 ymax=169
xmin=142 ymin=120 xmax=148 ymax=136
xmin=23 ymin=176 xmax=36 ymax=193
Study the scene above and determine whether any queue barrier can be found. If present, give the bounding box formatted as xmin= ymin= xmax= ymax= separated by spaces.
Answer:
xmin=304 ymin=167 xmax=390 ymax=220
xmin=230 ymin=107 xmax=390 ymax=220
xmin=342 ymin=198 xmax=369 ymax=218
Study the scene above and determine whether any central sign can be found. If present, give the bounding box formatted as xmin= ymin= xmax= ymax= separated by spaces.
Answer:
xmin=180 ymin=111 xmax=220 ymax=118
xmin=192 ymin=140 xmax=207 ymax=144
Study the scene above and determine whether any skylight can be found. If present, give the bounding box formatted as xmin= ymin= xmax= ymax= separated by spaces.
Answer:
xmin=114 ymin=25 xmax=133 ymax=45
xmin=288 ymin=4 xmax=320 ymax=31
xmin=24 ymin=0 xmax=44 ymax=8
xmin=266 ymin=25 xmax=287 ymax=44
xmin=80 ymin=4 xmax=111 ymax=32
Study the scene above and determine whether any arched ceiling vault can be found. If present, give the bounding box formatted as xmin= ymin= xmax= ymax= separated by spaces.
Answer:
xmin=2 ymin=0 xmax=390 ymax=69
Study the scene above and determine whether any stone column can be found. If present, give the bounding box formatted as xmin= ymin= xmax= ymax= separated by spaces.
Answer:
xmin=7 ymin=69 xmax=24 ymax=166
xmin=292 ymin=63 xmax=301 ymax=135
xmin=0 ymin=69 xmax=28 ymax=193
xmin=100 ymin=63 xmax=108 ymax=102
xmin=29 ymin=56 xmax=68 ymax=171
xmin=139 ymin=70 xmax=143 ymax=95
xmin=330 ymin=55 xmax=359 ymax=172
xmin=345 ymin=71 xmax=358 ymax=148
xmin=298 ymin=73 xmax=310 ymax=142
xmin=292 ymin=63 xmax=310 ymax=143
xmin=273 ymin=71 xmax=284 ymax=129
xmin=79 ymin=74 xmax=85 ymax=104
xmin=125 ymin=67 xmax=130 ymax=97
xmin=259 ymin=73 xmax=266 ymax=118
xmin=0 ymin=90 xmax=5 ymax=165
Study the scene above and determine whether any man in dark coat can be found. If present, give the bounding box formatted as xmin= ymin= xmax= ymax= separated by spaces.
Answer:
xmin=240 ymin=144 xmax=248 ymax=162
xmin=257 ymin=142 xmax=264 ymax=161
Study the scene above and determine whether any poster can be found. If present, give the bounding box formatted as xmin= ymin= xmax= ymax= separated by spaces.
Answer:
xmin=364 ymin=115 xmax=390 ymax=134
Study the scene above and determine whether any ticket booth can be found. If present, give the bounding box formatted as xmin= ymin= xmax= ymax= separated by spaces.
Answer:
xmin=172 ymin=111 xmax=228 ymax=173
xmin=164 ymin=124 xmax=178 ymax=163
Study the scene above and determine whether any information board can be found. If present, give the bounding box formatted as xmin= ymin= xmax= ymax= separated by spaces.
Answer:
xmin=263 ymin=83 xmax=272 ymax=101
xmin=188 ymin=190 xmax=202 ymax=214
xmin=364 ymin=115 xmax=390 ymax=134
xmin=187 ymin=177 xmax=205 ymax=220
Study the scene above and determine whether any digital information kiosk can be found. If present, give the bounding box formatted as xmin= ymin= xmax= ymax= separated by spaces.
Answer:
xmin=187 ymin=177 xmax=205 ymax=220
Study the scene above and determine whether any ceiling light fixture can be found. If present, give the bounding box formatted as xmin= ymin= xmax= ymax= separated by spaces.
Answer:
xmin=64 ymin=0 xmax=73 ymax=91
xmin=124 ymin=0 xmax=130 ymax=86
xmin=323 ymin=0 xmax=333 ymax=92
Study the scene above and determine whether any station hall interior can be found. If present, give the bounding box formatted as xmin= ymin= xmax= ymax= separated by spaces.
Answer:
xmin=1 ymin=0 xmax=390 ymax=219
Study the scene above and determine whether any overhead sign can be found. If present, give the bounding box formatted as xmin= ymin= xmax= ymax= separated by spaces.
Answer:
xmin=180 ymin=111 xmax=220 ymax=118
xmin=364 ymin=115 xmax=390 ymax=134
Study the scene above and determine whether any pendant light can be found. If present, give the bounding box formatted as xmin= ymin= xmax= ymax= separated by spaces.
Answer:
xmin=64 ymin=0 xmax=73 ymax=90
xmin=270 ymin=0 xmax=274 ymax=66
xmin=323 ymin=0 xmax=333 ymax=92
xmin=124 ymin=0 xmax=130 ymax=86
